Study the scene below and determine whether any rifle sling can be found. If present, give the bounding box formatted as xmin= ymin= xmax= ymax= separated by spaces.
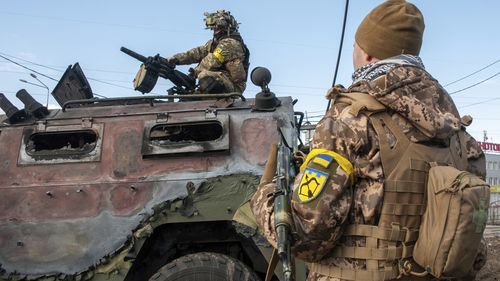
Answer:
xmin=265 ymin=248 xmax=279 ymax=281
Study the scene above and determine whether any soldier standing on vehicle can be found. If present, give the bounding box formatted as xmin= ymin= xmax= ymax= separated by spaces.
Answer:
xmin=166 ymin=10 xmax=250 ymax=94
xmin=251 ymin=1 xmax=487 ymax=280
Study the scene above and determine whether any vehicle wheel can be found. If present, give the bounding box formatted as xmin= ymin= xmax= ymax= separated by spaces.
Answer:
xmin=149 ymin=252 xmax=261 ymax=281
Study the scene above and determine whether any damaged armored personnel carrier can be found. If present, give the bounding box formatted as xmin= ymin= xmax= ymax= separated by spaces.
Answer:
xmin=0 ymin=51 xmax=305 ymax=281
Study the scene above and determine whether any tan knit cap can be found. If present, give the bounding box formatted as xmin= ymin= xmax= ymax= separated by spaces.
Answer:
xmin=355 ymin=0 xmax=425 ymax=59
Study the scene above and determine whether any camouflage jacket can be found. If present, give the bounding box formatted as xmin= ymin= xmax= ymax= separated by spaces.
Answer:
xmin=172 ymin=36 xmax=248 ymax=93
xmin=251 ymin=63 xmax=486 ymax=281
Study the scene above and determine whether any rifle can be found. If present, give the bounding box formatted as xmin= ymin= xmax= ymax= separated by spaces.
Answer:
xmin=120 ymin=47 xmax=196 ymax=95
xmin=274 ymin=138 xmax=295 ymax=281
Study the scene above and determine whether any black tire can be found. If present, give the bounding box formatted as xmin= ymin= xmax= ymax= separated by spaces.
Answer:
xmin=149 ymin=252 xmax=261 ymax=281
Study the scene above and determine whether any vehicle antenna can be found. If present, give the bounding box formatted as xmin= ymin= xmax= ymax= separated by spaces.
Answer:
xmin=326 ymin=0 xmax=350 ymax=113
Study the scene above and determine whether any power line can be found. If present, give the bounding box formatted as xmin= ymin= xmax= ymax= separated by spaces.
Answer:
xmin=0 ymin=52 xmax=62 ymax=73
xmin=460 ymin=97 xmax=500 ymax=108
xmin=86 ymin=77 xmax=133 ymax=90
xmin=83 ymin=68 xmax=134 ymax=75
xmin=0 ymin=11 xmax=202 ymax=36
xmin=0 ymin=70 xmax=35 ymax=74
xmin=0 ymin=90 xmax=46 ymax=96
xmin=3 ymin=55 xmax=331 ymax=91
xmin=1 ymin=57 xmax=135 ymax=75
xmin=0 ymin=51 xmax=137 ymax=92
xmin=326 ymin=0 xmax=350 ymax=113
xmin=0 ymin=54 xmax=59 ymax=81
xmin=2 ymin=52 xmax=335 ymax=92
xmin=452 ymin=96 xmax=498 ymax=100
xmin=3 ymin=10 xmax=500 ymax=100
xmin=0 ymin=90 xmax=19 ymax=94
xmin=0 ymin=11 xmax=338 ymax=50
xmin=466 ymin=115 xmax=500 ymax=120
xmin=449 ymin=70 xmax=500 ymax=95
xmin=6 ymin=49 xmax=497 ymax=100
xmin=444 ymin=59 xmax=500 ymax=87
xmin=246 ymin=37 xmax=334 ymax=50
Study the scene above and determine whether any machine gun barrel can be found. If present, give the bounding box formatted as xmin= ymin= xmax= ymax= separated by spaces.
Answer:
xmin=120 ymin=46 xmax=196 ymax=95
xmin=120 ymin=47 xmax=148 ymax=63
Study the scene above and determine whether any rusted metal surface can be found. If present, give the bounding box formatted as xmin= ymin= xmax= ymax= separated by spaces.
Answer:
xmin=0 ymin=97 xmax=296 ymax=279
xmin=239 ymin=118 xmax=280 ymax=166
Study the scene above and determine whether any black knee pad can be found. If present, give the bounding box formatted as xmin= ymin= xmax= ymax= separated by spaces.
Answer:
xmin=198 ymin=76 xmax=226 ymax=93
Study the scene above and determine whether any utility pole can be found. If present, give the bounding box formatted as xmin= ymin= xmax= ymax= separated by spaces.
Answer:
xmin=19 ymin=74 xmax=50 ymax=107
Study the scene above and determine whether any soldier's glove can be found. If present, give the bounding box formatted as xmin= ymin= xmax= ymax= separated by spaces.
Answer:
xmin=165 ymin=56 xmax=179 ymax=65
xmin=326 ymin=84 xmax=347 ymax=99
xmin=293 ymin=151 xmax=306 ymax=167
xmin=188 ymin=68 xmax=196 ymax=79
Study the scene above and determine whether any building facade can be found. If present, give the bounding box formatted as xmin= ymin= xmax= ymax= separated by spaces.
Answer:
xmin=479 ymin=141 xmax=500 ymax=224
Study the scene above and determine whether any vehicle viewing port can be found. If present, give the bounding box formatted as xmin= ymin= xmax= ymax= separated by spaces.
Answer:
xmin=142 ymin=115 xmax=230 ymax=157
xmin=18 ymin=124 xmax=103 ymax=165
xmin=149 ymin=121 xmax=223 ymax=143
xmin=26 ymin=130 xmax=97 ymax=156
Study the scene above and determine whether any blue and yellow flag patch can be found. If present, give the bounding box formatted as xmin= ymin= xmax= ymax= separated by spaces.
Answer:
xmin=312 ymin=153 xmax=334 ymax=168
xmin=297 ymin=167 xmax=329 ymax=203
xmin=300 ymin=148 xmax=354 ymax=184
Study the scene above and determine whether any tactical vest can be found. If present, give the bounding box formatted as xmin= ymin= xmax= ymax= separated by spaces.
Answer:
xmin=227 ymin=34 xmax=250 ymax=82
xmin=309 ymin=89 xmax=470 ymax=281
xmin=213 ymin=33 xmax=251 ymax=81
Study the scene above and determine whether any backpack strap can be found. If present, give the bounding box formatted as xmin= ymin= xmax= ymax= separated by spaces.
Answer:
xmin=450 ymin=130 xmax=470 ymax=170
xmin=335 ymin=92 xmax=386 ymax=117
xmin=368 ymin=113 xmax=411 ymax=179
xmin=334 ymin=75 xmax=387 ymax=116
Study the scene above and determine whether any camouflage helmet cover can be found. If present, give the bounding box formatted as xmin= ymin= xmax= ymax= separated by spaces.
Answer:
xmin=204 ymin=10 xmax=239 ymax=32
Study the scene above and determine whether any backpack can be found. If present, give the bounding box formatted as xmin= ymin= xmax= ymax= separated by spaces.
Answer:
xmin=413 ymin=165 xmax=490 ymax=278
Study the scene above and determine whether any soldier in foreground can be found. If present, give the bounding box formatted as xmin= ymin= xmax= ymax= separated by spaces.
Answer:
xmin=251 ymin=1 xmax=488 ymax=280
xmin=166 ymin=10 xmax=250 ymax=94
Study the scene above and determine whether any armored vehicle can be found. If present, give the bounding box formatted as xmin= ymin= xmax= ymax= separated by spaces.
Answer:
xmin=0 ymin=61 xmax=305 ymax=280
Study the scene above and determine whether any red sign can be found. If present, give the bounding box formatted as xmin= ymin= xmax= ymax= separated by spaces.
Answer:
xmin=478 ymin=141 xmax=500 ymax=152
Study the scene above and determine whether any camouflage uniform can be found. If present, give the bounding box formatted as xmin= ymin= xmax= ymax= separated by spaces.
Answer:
xmin=251 ymin=56 xmax=486 ymax=280
xmin=172 ymin=36 xmax=248 ymax=93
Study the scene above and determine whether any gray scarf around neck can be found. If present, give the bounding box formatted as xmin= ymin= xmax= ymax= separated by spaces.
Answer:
xmin=352 ymin=54 xmax=425 ymax=84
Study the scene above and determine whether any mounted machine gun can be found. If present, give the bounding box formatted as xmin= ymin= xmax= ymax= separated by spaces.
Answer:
xmin=120 ymin=47 xmax=196 ymax=95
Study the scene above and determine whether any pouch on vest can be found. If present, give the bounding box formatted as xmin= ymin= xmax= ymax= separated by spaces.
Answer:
xmin=413 ymin=165 xmax=490 ymax=278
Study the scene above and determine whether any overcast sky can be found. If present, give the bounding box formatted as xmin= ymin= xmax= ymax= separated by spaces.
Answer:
xmin=1 ymin=0 xmax=499 ymax=142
